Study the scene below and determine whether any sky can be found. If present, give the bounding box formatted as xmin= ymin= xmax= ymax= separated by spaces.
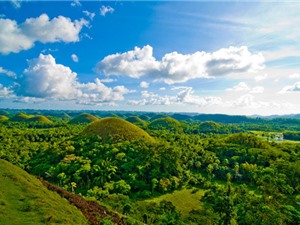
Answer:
xmin=1 ymin=0 xmax=300 ymax=115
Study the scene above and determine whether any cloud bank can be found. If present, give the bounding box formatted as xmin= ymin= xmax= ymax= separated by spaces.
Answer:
xmin=96 ymin=45 xmax=265 ymax=84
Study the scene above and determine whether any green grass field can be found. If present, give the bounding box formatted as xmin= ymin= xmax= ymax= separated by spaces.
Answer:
xmin=0 ymin=159 xmax=89 ymax=225
xmin=145 ymin=188 xmax=205 ymax=217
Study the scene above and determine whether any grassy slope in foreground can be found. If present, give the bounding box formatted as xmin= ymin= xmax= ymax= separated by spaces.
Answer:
xmin=144 ymin=188 xmax=205 ymax=217
xmin=81 ymin=117 xmax=155 ymax=142
xmin=0 ymin=159 xmax=89 ymax=225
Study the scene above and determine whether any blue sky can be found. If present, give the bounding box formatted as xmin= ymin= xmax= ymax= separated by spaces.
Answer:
xmin=1 ymin=0 xmax=300 ymax=115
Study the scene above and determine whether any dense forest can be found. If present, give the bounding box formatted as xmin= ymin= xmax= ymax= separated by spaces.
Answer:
xmin=0 ymin=109 xmax=300 ymax=224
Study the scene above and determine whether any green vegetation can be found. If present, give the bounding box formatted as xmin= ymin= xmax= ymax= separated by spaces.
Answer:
xmin=0 ymin=159 xmax=89 ymax=225
xmin=10 ymin=112 xmax=33 ymax=122
xmin=1 ymin=109 xmax=300 ymax=224
xmin=81 ymin=117 xmax=155 ymax=142
xmin=68 ymin=113 xmax=99 ymax=124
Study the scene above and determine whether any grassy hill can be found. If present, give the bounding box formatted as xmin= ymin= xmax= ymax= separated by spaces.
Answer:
xmin=81 ymin=117 xmax=155 ymax=142
xmin=27 ymin=115 xmax=53 ymax=124
xmin=0 ymin=115 xmax=9 ymax=121
xmin=126 ymin=116 xmax=147 ymax=126
xmin=10 ymin=112 xmax=33 ymax=122
xmin=148 ymin=116 xmax=182 ymax=131
xmin=0 ymin=159 xmax=89 ymax=225
xmin=69 ymin=113 xmax=99 ymax=124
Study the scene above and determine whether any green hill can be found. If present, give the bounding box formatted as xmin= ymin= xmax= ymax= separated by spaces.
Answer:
xmin=0 ymin=115 xmax=9 ymax=121
xmin=195 ymin=121 xmax=228 ymax=134
xmin=0 ymin=159 xmax=89 ymax=225
xmin=27 ymin=115 xmax=53 ymax=124
xmin=148 ymin=116 xmax=182 ymax=131
xmin=139 ymin=115 xmax=151 ymax=121
xmin=10 ymin=112 xmax=33 ymax=122
xmin=126 ymin=116 xmax=147 ymax=126
xmin=81 ymin=117 xmax=155 ymax=142
xmin=69 ymin=113 xmax=99 ymax=124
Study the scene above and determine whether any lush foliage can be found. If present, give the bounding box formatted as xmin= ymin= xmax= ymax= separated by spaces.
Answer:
xmin=1 ymin=110 xmax=300 ymax=224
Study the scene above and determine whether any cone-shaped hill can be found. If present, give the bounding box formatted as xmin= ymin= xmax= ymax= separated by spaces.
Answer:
xmin=10 ymin=112 xmax=33 ymax=122
xmin=27 ymin=115 xmax=53 ymax=124
xmin=126 ymin=116 xmax=147 ymax=126
xmin=69 ymin=113 xmax=99 ymax=124
xmin=81 ymin=117 xmax=154 ymax=142
xmin=148 ymin=116 xmax=182 ymax=131
xmin=0 ymin=115 xmax=9 ymax=121
xmin=0 ymin=159 xmax=89 ymax=225
xmin=194 ymin=121 xmax=228 ymax=134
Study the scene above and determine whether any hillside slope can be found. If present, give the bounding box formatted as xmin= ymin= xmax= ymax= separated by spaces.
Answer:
xmin=0 ymin=159 xmax=89 ymax=225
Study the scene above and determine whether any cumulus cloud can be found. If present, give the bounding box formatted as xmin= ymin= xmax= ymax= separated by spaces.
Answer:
xmin=71 ymin=54 xmax=79 ymax=62
xmin=140 ymin=81 xmax=149 ymax=89
xmin=250 ymin=86 xmax=264 ymax=94
xmin=96 ymin=45 xmax=264 ymax=84
xmin=19 ymin=54 xmax=79 ymax=99
xmin=83 ymin=10 xmax=95 ymax=20
xmin=128 ymin=86 xmax=221 ymax=107
xmin=15 ymin=54 xmax=132 ymax=105
xmin=279 ymin=82 xmax=300 ymax=94
xmin=0 ymin=14 xmax=88 ymax=54
xmin=0 ymin=83 xmax=14 ymax=98
xmin=226 ymin=82 xmax=250 ymax=92
xmin=0 ymin=67 xmax=16 ymax=78
xmin=100 ymin=6 xmax=114 ymax=16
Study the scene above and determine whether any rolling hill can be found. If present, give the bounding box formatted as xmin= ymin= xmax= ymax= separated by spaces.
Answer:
xmin=148 ymin=116 xmax=182 ymax=131
xmin=126 ymin=116 xmax=147 ymax=126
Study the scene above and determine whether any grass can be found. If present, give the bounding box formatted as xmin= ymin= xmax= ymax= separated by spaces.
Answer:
xmin=126 ymin=116 xmax=146 ymax=126
xmin=144 ymin=188 xmax=205 ymax=217
xmin=81 ymin=117 xmax=155 ymax=143
xmin=69 ymin=113 xmax=99 ymax=124
xmin=0 ymin=159 xmax=89 ymax=225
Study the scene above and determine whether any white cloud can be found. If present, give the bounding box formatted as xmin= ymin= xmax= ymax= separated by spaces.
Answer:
xmin=76 ymin=78 xmax=134 ymax=105
xmin=0 ymin=83 xmax=14 ymax=98
xmin=289 ymin=73 xmax=300 ymax=79
xmin=96 ymin=45 xmax=264 ymax=84
xmin=15 ymin=54 xmax=132 ymax=105
xmin=71 ymin=54 xmax=79 ymax=63
xmin=279 ymin=82 xmax=300 ymax=94
xmin=99 ymin=78 xmax=116 ymax=83
xmin=19 ymin=54 xmax=79 ymax=99
xmin=160 ymin=87 xmax=166 ymax=91
xmin=0 ymin=67 xmax=16 ymax=78
xmin=226 ymin=82 xmax=250 ymax=92
xmin=100 ymin=6 xmax=115 ymax=16
xmin=128 ymin=87 xmax=221 ymax=107
xmin=71 ymin=0 xmax=81 ymax=7
xmin=0 ymin=14 xmax=88 ymax=54
xmin=140 ymin=81 xmax=149 ymax=89
xmin=226 ymin=82 xmax=264 ymax=94
xmin=255 ymin=73 xmax=268 ymax=82
xmin=83 ymin=10 xmax=95 ymax=20
xmin=11 ymin=0 xmax=21 ymax=8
